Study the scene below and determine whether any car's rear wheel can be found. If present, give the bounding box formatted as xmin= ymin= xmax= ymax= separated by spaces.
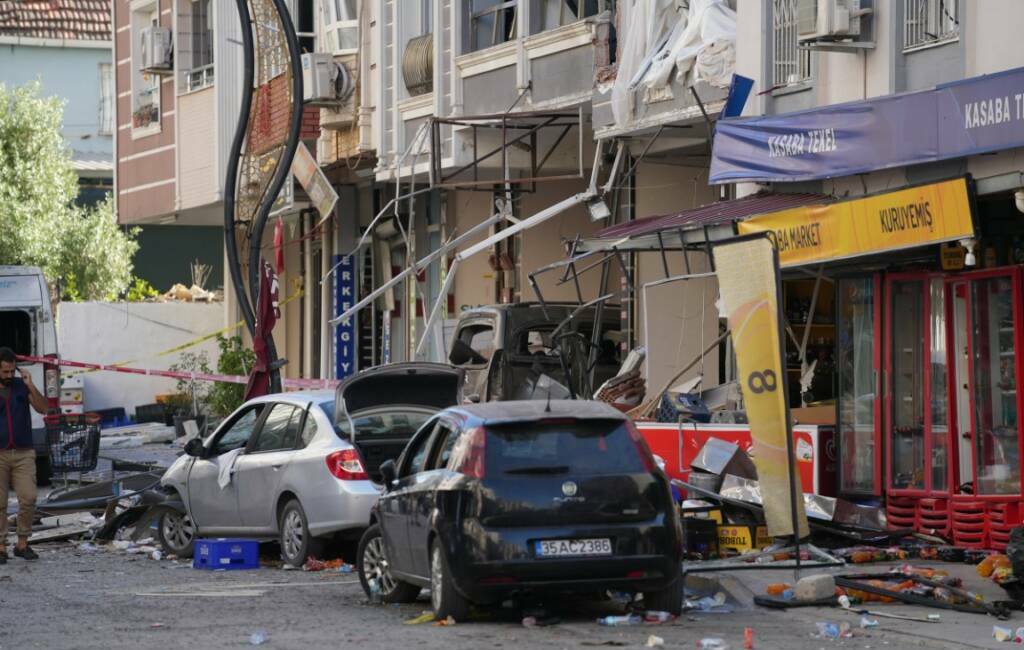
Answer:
xmin=279 ymin=499 xmax=324 ymax=567
xmin=643 ymin=564 xmax=684 ymax=615
xmin=357 ymin=524 xmax=419 ymax=603
xmin=430 ymin=540 xmax=471 ymax=622
xmin=157 ymin=509 xmax=195 ymax=559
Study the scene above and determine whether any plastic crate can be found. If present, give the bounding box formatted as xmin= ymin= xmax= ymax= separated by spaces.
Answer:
xmin=193 ymin=538 xmax=260 ymax=570
xmin=44 ymin=413 xmax=101 ymax=473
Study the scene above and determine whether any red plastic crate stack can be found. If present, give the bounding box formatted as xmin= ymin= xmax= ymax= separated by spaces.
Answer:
xmin=950 ymin=500 xmax=988 ymax=548
xmin=886 ymin=496 xmax=917 ymax=530
xmin=987 ymin=502 xmax=1021 ymax=551
xmin=917 ymin=498 xmax=950 ymax=537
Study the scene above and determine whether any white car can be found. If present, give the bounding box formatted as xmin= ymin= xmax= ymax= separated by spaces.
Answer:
xmin=157 ymin=363 xmax=462 ymax=566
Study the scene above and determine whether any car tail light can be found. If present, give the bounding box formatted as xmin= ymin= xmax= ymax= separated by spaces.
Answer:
xmin=326 ymin=449 xmax=368 ymax=480
xmin=452 ymin=426 xmax=486 ymax=479
xmin=625 ymin=570 xmax=647 ymax=579
xmin=625 ymin=421 xmax=657 ymax=473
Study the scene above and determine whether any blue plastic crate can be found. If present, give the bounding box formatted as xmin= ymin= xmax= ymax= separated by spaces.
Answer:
xmin=193 ymin=538 xmax=260 ymax=570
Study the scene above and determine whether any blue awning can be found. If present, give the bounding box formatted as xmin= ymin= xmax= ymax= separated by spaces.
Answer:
xmin=710 ymin=66 xmax=1024 ymax=184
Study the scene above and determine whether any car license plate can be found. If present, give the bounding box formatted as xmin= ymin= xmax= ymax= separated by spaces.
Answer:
xmin=535 ymin=538 xmax=612 ymax=558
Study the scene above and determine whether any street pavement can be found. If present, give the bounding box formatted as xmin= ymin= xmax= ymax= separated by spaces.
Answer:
xmin=0 ymin=543 xmax=1014 ymax=649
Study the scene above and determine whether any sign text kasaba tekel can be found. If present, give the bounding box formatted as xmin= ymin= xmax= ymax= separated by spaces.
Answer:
xmin=737 ymin=177 xmax=975 ymax=267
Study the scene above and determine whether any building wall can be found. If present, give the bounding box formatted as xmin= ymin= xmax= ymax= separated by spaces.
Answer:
xmin=0 ymin=43 xmax=112 ymax=157
xmin=57 ymin=301 xmax=223 ymax=415
xmin=964 ymin=0 xmax=1024 ymax=76
xmin=114 ymin=0 xmax=177 ymax=224
xmin=451 ymin=190 xmax=495 ymax=313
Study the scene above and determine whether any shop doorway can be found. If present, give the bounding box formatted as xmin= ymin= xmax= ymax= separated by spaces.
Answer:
xmin=948 ymin=270 xmax=1023 ymax=497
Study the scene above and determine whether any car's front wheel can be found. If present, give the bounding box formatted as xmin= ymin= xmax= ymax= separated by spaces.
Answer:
xmin=278 ymin=499 xmax=324 ymax=567
xmin=430 ymin=540 xmax=471 ymax=622
xmin=157 ymin=509 xmax=195 ymax=559
xmin=357 ymin=524 xmax=420 ymax=603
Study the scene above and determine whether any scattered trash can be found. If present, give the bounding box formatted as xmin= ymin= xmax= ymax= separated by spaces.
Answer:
xmin=643 ymin=611 xmax=675 ymax=624
xmin=765 ymin=583 xmax=791 ymax=596
xmin=302 ymin=557 xmax=353 ymax=572
xmin=248 ymin=631 xmax=269 ymax=646
xmin=522 ymin=616 xmax=538 ymax=628
xmin=645 ymin=634 xmax=664 ymax=647
xmin=815 ymin=621 xmax=852 ymax=640
xmin=597 ymin=614 xmax=642 ymax=626
xmin=927 ymin=614 xmax=941 ymax=621
xmin=860 ymin=616 xmax=878 ymax=628
xmin=150 ymin=623 xmax=164 ymax=629
xmin=367 ymin=578 xmax=382 ymax=604
xmin=697 ymin=638 xmax=730 ymax=649
xmin=994 ymin=625 xmax=1014 ymax=642
xmin=433 ymin=616 xmax=456 ymax=627
xmin=743 ymin=627 xmax=754 ymax=650
xmin=150 ymin=550 xmax=162 ymax=561
xmin=1014 ymin=627 xmax=1024 ymax=644
xmin=405 ymin=611 xmax=436 ymax=625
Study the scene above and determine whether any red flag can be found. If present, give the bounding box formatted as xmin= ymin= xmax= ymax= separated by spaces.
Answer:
xmin=274 ymin=216 xmax=285 ymax=274
xmin=244 ymin=259 xmax=281 ymax=400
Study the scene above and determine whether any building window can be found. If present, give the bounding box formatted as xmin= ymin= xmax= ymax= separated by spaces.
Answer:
xmin=98 ymin=62 xmax=114 ymax=135
xmin=184 ymin=0 xmax=215 ymax=92
xmin=466 ymin=0 xmax=517 ymax=53
xmin=533 ymin=0 xmax=610 ymax=33
xmin=903 ymin=0 xmax=959 ymax=51
xmin=772 ymin=0 xmax=811 ymax=87
xmin=131 ymin=4 xmax=161 ymax=132
xmin=294 ymin=0 xmax=316 ymax=53
xmin=324 ymin=0 xmax=357 ymax=54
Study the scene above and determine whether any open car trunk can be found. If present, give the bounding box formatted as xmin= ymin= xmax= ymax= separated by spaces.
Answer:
xmin=334 ymin=363 xmax=463 ymax=482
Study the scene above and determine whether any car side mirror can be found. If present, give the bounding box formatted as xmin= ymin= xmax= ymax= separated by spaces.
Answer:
xmin=379 ymin=459 xmax=398 ymax=490
xmin=184 ymin=437 xmax=204 ymax=457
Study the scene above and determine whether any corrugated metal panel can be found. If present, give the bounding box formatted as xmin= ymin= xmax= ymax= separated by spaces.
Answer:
xmin=592 ymin=192 xmax=831 ymax=241
xmin=216 ymin=0 xmax=242 ymax=189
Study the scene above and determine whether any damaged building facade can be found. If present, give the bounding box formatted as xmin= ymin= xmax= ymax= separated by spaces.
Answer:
xmin=110 ymin=0 xmax=1024 ymax=552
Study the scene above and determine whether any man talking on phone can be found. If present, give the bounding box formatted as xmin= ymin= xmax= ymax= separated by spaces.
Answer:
xmin=0 ymin=347 xmax=48 ymax=562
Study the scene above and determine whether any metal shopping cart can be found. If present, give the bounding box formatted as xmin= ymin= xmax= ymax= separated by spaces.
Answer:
xmin=44 ymin=413 xmax=101 ymax=486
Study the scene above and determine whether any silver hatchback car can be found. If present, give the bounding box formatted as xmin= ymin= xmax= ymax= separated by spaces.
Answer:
xmin=158 ymin=363 xmax=462 ymax=566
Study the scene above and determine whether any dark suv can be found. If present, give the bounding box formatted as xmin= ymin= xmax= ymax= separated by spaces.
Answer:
xmin=356 ymin=400 xmax=684 ymax=620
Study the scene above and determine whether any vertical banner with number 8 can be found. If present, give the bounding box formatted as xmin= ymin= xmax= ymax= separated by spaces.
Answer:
xmin=714 ymin=236 xmax=809 ymax=539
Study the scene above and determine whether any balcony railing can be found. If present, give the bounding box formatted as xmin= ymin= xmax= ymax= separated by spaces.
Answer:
xmin=185 ymin=64 xmax=215 ymax=92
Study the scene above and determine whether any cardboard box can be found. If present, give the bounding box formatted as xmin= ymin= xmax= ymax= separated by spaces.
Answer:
xmin=717 ymin=524 xmax=772 ymax=553
xmin=791 ymin=405 xmax=835 ymax=425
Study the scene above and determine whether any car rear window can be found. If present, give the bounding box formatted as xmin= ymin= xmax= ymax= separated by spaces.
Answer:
xmin=321 ymin=400 xmax=432 ymax=439
xmin=484 ymin=419 xmax=647 ymax=475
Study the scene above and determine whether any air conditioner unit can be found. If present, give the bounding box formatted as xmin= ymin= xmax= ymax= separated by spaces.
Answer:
xmin=797 ymin=0 xmax=863 ymax=42
xmin=140 ymin=26 xmax=173 ymax=74
xmin=302 ymin=52 xmax=355 ymax=106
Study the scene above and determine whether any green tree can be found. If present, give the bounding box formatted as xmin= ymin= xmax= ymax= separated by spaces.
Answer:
xmin=0 ymin=81 xmax=138 ymax=300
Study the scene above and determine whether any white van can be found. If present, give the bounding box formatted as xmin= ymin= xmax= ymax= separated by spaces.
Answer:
xmin=0 ymin=266 xmax=60 ymax=460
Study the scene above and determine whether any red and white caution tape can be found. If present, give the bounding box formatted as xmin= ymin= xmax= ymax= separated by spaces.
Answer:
xmin=17 ymin=355 xmax=338 ymax=391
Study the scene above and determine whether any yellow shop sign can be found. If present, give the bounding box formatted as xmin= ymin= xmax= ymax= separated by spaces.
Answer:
xmin=717 ymin=525 xmax=773 ymax=553
xmin=737 ymin=177 xmax=975 ymax=267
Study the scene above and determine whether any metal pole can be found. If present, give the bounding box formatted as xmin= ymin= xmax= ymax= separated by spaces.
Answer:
xmin=224 ymin=0 xmax=257 ymax=336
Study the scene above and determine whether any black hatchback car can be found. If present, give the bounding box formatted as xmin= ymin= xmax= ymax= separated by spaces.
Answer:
xmin=356 ymin=400 xmax=684 ymax=620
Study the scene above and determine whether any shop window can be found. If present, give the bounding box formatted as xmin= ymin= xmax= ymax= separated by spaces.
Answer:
xmin=772 ymin=0 xmax=811 ymax=87
xmin=890 ymin=280 xmax=925 ymax=490
xmin=837 ymin=278 xmax=877 ymax=495
xmin=465 ymin=0 xmax=517 ymax=53
xmin=903 ymin=0 xmax=959 ymax=52
xmin=325 ymin=0 xmax=358 ymax=54
xmin=970 ymin=276 xmax=1019 ymax=495
xmin=293 ymin=0 xmax=316 ymax=54
xmin=0 ymin=311 xmax=33 ymax=357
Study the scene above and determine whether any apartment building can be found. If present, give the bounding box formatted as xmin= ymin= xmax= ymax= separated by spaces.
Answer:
xmin=111 ymin=0 xmax=329 ymax=378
